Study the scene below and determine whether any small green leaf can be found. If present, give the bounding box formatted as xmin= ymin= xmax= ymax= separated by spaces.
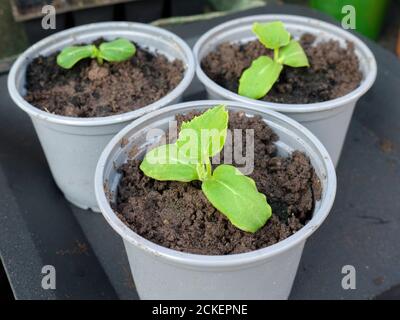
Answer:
xmin=278 ymin=40 xmax=309 ymax=67
xmin=98 ymin=38 xmax=136 ymax=62
xmin=56 ymin=45 xmax=97 ymax=69
xmin=176 ymin=105 xmax=228 ymax=161
xmin=140 ymin=144 xmax=198 ymax=182
xmin=252 ymin=21 xmax=290 ymax=50
xmin=238 ymin=56 xmax=283 ymax=99
xmin=202 ymin=165 xmax=272 ymax=233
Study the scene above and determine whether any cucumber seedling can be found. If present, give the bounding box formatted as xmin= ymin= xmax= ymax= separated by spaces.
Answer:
xmin=140 ymin=105 xmax=272 ymax=233
xmin=239 ymin=21 xmax=309 ymax=99
xmin=57 ymin=38 xmax=136 ymax=69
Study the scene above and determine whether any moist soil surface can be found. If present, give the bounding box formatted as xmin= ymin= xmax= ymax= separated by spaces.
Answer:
xmin=115 ymin=111 xmax=322 ymax=255
xmin=201 ymin=34 xmax=363 ymax=104
xmin=25 ymin=41 xmax=184 ymax=117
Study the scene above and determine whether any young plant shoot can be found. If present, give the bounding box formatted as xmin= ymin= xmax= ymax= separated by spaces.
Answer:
xmin=239 ymin=21 xmax=309 ymax=99
xmin=57 ymin=38 xmax=136 ymax=69
xmin=140 ymin=105 xmax=272 ymax=233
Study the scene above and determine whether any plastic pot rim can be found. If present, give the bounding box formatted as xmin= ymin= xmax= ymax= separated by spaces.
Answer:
xmin=193 ymin=14 xmax=377 ymax=114
xmin=95 ymin=100 xmax=337 ymax=269
xmin=8 ymin=21 xmax=195 ymax=127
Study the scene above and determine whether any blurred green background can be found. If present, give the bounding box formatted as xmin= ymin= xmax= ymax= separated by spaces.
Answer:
xmin=310 ymin=0 xmax=390 ymax=40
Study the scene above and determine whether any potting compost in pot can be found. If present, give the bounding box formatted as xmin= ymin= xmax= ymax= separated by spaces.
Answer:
xmin=8 ymin=22 xmax=195 ymax=211
xmin=194 ymin=15 xmax=377 ymax=167
xmin=202 ymin=34 xmax=363 ymax=104
xmin=115 ymin=109 xmax=322 ymax=255
xmin=95 ymin=100 xmax=336 ymax=299
xmin=25 ymin=41 xmax=184 ymax=117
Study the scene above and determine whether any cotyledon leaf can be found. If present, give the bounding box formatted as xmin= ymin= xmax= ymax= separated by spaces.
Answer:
xmin=202 ymin=165 xmax=272 ymax=233
xmin=57 ymin=45 xmax=97 ymax=69
xmin=98 ymin=38 xmax=136 ymax=62
xmin=238 ymin=55 xmax=283 ymax=99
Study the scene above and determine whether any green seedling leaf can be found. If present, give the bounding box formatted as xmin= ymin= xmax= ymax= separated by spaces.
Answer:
xmin=140 ymin=144 xmax=198 ymax=182
xmin=176 ymin=105 xmax=228 ymax=161
xmin=252 ymin=21 xmax=290 ymax=50
xmin=202 ymin=165 xmax=272 ymax=233
xmin=56 ymin=45 xmax=97 ymax=69
xmin=278 ymin=39 xmax=309 ymax=67
xmin=238 ymin=21 xmax=309 ymax=99
xmin=238 ymin=56 xmax=283 ymax=99
xmin=57 ymin=38 xmax=136 ymax=69
xmin=98 ymin=38 xmax=136 ymax=62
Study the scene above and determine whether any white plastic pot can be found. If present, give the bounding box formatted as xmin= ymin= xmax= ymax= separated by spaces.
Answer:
xmin=193 ymin=15 xmax=377 ymax=166
xmin=95 ymin=100 xmax=337 ymax=300
xmin=8 ymin=22 xmax=195 ymax=211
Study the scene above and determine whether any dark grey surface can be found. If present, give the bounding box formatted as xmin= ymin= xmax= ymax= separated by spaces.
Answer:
xmin=0 ymin=77 xmax=118 ymax=300
xmin=0 ymin=3 xmax=399 ymax=300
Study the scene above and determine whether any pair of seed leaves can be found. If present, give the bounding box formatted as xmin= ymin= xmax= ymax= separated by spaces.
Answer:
xmin=140 ymin=105 xmax=272 ymax=233
xmin=239 ymin=21 xmax=309 ymax=100
xmin=57 ymin=38 xmax=136 ymax=69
